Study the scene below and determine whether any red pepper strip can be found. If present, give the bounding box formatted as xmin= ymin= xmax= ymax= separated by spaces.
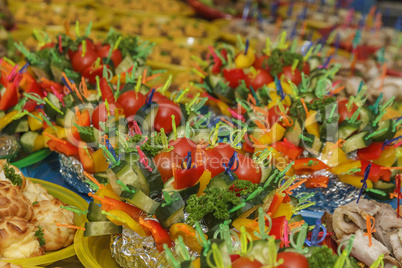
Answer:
xmin=223 ymin=68 xmax=246 ymax=88
xmin=293 ymin=158 xmax=328 ymax=171
xmin=267 ymin=192 xmax=284 ymax=216
xmin=305 ymin=175 xmax=330 ymax=188
xmin=357 ymin=142 xmax=384 ymax=161
xmin=22 ymin=75 xmax=44 ymax=97
xmin=272 ymin=139 xmax=304 ymax=160
xmin=283 ymin=193 xmax=291 ymax=203
xmin=0 ymin=82 xmax=18 ymax=111
xmin=47 ymin=139 xmax=79 ymax=156
xmin=99 ymin=196 xmax=143 ymax=221
xmin=139 ymin=218 xmax=173 ymax=248
xmin=76 ymin=109 xmax=91 ymax=126
xmin=211 ymin=49 xmax=227 ymax=74
xmin=39 ymin=78 xmax=64 ymax=93
xmin=267 ymin=215 xmax=286 ymax=239
xmin=78 ymin=141 xmax=95 ymax=173
xmin=99 ymin=77 xmax=115 ymax=104
xmin=356 ymin=160 xmax=391 ymax=183
xmin=23 ymin=99 xmax=38 ymax=112
xmin=173 ymin=165 xmax=205 ymax=190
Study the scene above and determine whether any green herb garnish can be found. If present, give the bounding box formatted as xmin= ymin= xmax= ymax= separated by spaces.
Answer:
xmin=35 ymin=226 xmax=46 ymax=247
xmin=3 ymin=163 xmax=22 ymax=186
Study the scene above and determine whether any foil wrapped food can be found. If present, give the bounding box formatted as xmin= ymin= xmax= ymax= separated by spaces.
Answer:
xmin=0 ymin=135 xmax=20 ymax=161
xmin=58 ymin=153 xmax=94 ymax=194
xmin=110 ymin=227 xmax=170 ymax=268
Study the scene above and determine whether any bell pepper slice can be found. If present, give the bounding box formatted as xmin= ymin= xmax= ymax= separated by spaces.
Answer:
xmin=0 ymin=110 xmax=19 ymax=130
xmin=23 ymin=99 xmax=38 ymax=112
xmin=372 ymin=146 xmax=396 ymax=167
xmin=356 ymin=160 xmax=391 ymax=183
xmin=38 ymin=78 xmax=64 ymax=93
xmin=28 ymin=110 xmax=44 ymax=131
xmin=331 ymin=159 xmax=361 ymax=175
xmin=92 ymin=148 xmax=109 ymax=173
xmin=99 ymin=77 xmax=115 ymax=104
xmin=273 ymin=203 xmax=293 ymax=221
xmin=305 ymin=110 xmax=320 ymax=138
xmin=23 ymin=75 xmax=44 ymax=96
xmin=211 ymin=49 xmax=227 ymax=74
xmin=293 ymin=158 xmax=328 ymax=171
xmin=47 ymin=139 xmax=78 ymax=156
xmin=169 ymin=223 xmax=205 ymax=253
xmin=258 ymin=122 xmax=286 ymax=146
xmin=305 ymin=175 xmax=329 ymax=189
xmin=321 ymin=142 xmax=348 ymax=167
xmin=357 ymin=142 xmax=384 ymax=161
xmin=339 ymin=174 xmax=373 ymax=189
xmin=100 ymin=196 xmax=143 ymax=221
xmin=232 ymin=218 xmax=262 ymax=241
xmin=0 ymin=83 xmax=18 ymax=111
xmin=196 ymin=170 xmax=212 ymax=196
xmin=78 ymin=141 xmax=95 ymax=173
xmin=139 ymin=218 xmax=173 ymax=250
xmin=95 ymin=186 xmax=121 ymax=202
xmin=267 ymin=192 xmax=284 ymax=216
xmin=106 ymin=210 xmax=146 ymax=236
xmin=268 ymin=215 xmax=286 ymax=239
xmin=33 ymin=134 xmax=45 ymax=152
xmin=173 ymin=164 xmax=205 ymax=190
xmin=271 ymin=139 xmax=303 ymax=160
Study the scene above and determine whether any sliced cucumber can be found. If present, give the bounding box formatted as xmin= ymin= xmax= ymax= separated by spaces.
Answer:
xmin=284 ymin=119 xmax=301 ymax=146
xmin=249 ymin=239 xmax=280 ymax=264
xmin=84 ymin=221 xmax=122 ymax=237
xmin=200 ymin=239 xmax=231 ymax=268
xmin=132 ymin=160 xmax=163 ymax=198
xmin=78 ymin=126 xmax=98 ymax=144
xmin=371 ymin=119 xmax=396 ymax=142
xmin=93 ymin=172 xmax=109 ymax=184
xmin=154 ymin=192 xmax=185 ymax=229
xmin=121 ymin=185 xmax=160 ymax=215
xmin=20 ymin=131 xmax=39 ymax=153
xmin=300 ymin=132 xmax=323 ymax=156
xmin=115 ymin=56 xmax=135 ymax=75
xmin=373 ymin=180 xmax=395 ymax=194
xmin=359 ymin=106 xmax=372 ymax=131
xmin=342 ymin=131 xmax=372 ymax=154
xmin=3 ymin=117 xmax=28 ymax=135
xmin=112 ymin=161 xmax=149 ymax=195
xmin=87 ymin=201 xmax=109 ymax=222
xmin=43 ymin=93 xmax=61 ymax=120
xmin=164 ymin=180 xmax=201 ymax=201
xmin=338 ymin=120 xmax=360 ymax=140
xmin=207 ymin=172 xmax=238 ymax=191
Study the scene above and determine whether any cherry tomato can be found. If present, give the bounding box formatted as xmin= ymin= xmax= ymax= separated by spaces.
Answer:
xmin=280 ymin=66 xmax=302 ymax=85
xmin=154 ymin=99 xmax=182 ymax=134
xmin=267 ymin=104 xmax=289 ymax=126
xmin=232 ymin=257 xmax=262 ymax=268
xmin=247 ymin=69 xmax=274 ymax=90
xmin=117 ymin=91 xmax=146 ymax=118
xmin=153 ymin=151 xmax=183 ymax=183
xmin=82 ymin=65 xmax=106 ymax=85
xmin=234 ymin=154 xmax=261 ymax=184
xmin=338 ymin=99 xmax=360 ymax=123
xmin=169 ymin=137 xmax=197 ymax=159
xmin=68 ymin=39 xmax=97 ymax=60
xmin=223 ymin=68 xmax=246 ymax=88
xmin=92 ymin=102 xmax=124 ymax=130
xmin=145 ymin=91 xmax=169 ymax=102
xmin=204 ymin=147 xmax=225 ymax=178
xmin=253 ymin=55 xmax=270 ymax=71
xmin=276 ymin=252 xmax=309 ymax=268
xmin=214 ymin=143 xmax=236 ymax=162
xmin=72 ymin=50 xmax=98 ymax=74
xmin=97 ymin=45 xmax=123 ymax=68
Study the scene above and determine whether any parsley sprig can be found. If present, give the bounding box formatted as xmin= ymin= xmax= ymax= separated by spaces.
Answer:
xmin=35 ymin=226 xmax=46 ymax=247
xmin=3 ymin=163 xmax=22 ymax=186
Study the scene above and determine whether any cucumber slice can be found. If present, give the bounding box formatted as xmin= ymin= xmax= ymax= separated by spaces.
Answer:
xmin=373 ymin=180 xmax=395 ymax=194
xmin=164 ymin=180 xmax=200 ymax=201
xmin=87 ymin=201 xmax=109 ymax=222
xmin=207 ymin=172 xmax=238 ymax=191
xmin=371 ymin=120 xmax=396 ymax=142
xmin=200 ymin=239 xmax=231 ymax=268
xmin=115 ymin=56 xmax=135 ymax=75
xmin=359 ymin=106 xmax=372 ymax=131
xmin=300 ymin=132 xmax=323 ymax=156
xmin=154 ymin=192 xmax=185 ymax=229
xmin=342 ymin=131 xmax=372 ymax=154
xmin=84 ymin=221 xmax=122 ymax=237
xmin=20 ymin=131 xmax=39 ymax=154
xmin=3 ymin=117 xmax=28 ymax=135
xmin=113 ymin=161 xmax=150 ymax=195
xmin=338 ymin=120 xmax=360 ymax=140
xmin=93 ymin=172 xmax=109 ymax=184
xmin=249 ymin=240 xmax=280 ymax=264
xmin=121 ymin=185 xmax=160 ymax=215
xmin=43 ymin=93 xmax=61 ymax=120
xmin=284 ymin=118 xmax=301 ymax=146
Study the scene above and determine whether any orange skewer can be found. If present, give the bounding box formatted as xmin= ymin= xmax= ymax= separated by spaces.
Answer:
xmin=57 ymin=223 xmax=85 ymax=230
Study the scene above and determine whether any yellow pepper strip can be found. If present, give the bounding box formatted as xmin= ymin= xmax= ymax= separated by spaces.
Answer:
xmin=95 ymin=186 xmax=121 ymax=203
xmin=92 ymin=148 xmax=109 ymax=173
xmin=105 ymin=210 xmax=146 ymax=236
xmin=27 ymin=110 xmax=43 ymax=131
xmin=372 ymin=147 xmax=396 ymax=167
xmin=196 ymin=170 xmax=212 ymax=196
xmin=305 ymin=110 xmax=320 ymax=139
xmin=169 ymin=223 xmax=206 ymax=253
xmin=193 ymin=258 xmax=201 ymax=268
xmin=232 ymin=218 xmax=264 ymax=241
xmin=0 ymin=110 xmax=19 ymax=131
xmin=321 ymin=142 xmax=348 ymax=167
xmin=331 ymin=160 xmax=362 ymax=175
xmin=33 ymin=134 xmax=45 ymax=152
xmin=273 ymin=203 xmax=294 ymax=221
xmin=258 ymin=122 xmax=286 ymax=146
xmin=43 ymin=126 xmax=57 ymax=147
xmin=339 ymin=175 xmax=373 ymax=189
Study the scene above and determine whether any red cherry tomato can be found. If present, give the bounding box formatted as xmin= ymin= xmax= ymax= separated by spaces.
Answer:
xmin=214 ymin=143 xmax=236 ymax=162
xmin=72 ymin=50 xmax=98 ymax=74
xmin=204 ymin=147 xmax=225 ymax=178
xmin=117 ymin=91 xmax=146 ymax=118
xmin=223 ymin=68 xmax=246 ymax=88
xmin=169 ymin=137 xmax=197 ymax=159
xmin=92 ymin=102 xmax=124 ymax=130
xmin=302 ymin=61 xmax=310 ymax=75
xmin=153 ymin=151 xmax=183 ymax=183
xmin=267 ymin=104 xmax=289 ymax=126
xmin=276 ymin=252 xmax=309 ymax=268
xmin=232 ymin=257 xmax=263 ymax=268
xmin=280 ymin=65 xmax=302 ymax=85
xmin=68 ymin=39 xmax=97 ymax=59
xmin=82 ymin=65 xmax=106 ymax=85
xmin=234 ymin=154 xmax=261 ymax=184
xmin=145 ymin=91 xmax=169 ymax=102
xmin=338 ymin=99 xmax=360 ymax=123
xmin=97 ymin=45 xmax=123 ymax=68
xmin=253 ymin=55 xmax=270 ymax=71
xmin=153 ymin=99 xmax=182 ymax=134
xmin=247 ymin=69 xmax=274 ymax=90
